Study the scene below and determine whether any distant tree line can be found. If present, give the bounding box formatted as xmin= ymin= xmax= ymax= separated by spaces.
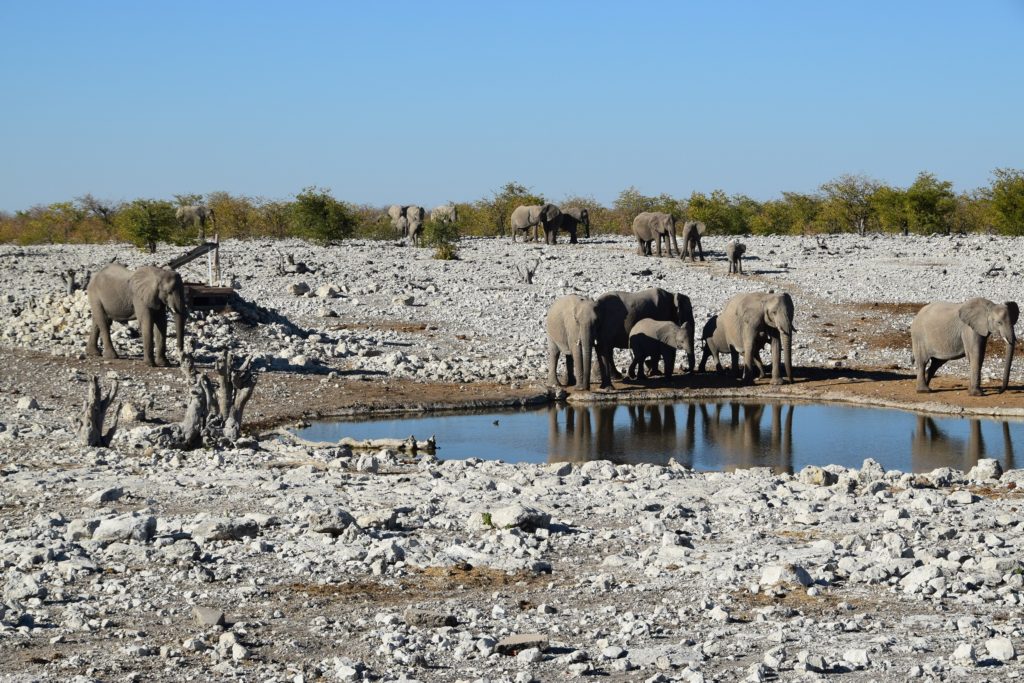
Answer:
xmin=2 ymin=170 xmax=1023 ymax=248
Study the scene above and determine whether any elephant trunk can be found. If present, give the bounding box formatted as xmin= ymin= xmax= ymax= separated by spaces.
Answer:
xmin=1001 ymin=330 xmax=1015 ymax=393
xmin=684 ymin=324 xmax=695 ymax=373
xmin=579 ymin=325 xmax=594 ymax=390
xmin=174 ymin=311 xmax=185 ymax=355
xmin=783 ymin=332 xmax=793 ymax=383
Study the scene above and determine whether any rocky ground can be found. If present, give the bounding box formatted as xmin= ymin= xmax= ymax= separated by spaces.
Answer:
xmin=2 ymin=234 xmax=1024 ymax=681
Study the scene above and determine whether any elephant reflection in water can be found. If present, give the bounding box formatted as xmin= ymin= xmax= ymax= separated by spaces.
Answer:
xmin=700 ymin=402 xmax=794 ymax=473
xmin=912 ymin=416 xmax=1015 ymax=472
xmin=548 ymin=404 xmax=618 ymax=464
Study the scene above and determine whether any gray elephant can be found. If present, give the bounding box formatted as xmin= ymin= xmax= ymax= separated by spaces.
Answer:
xmin=176 ymin=205 xmax=215 ymax=241
xmin=699 ymin=314 xmax=766 ymax=376
xmin=632 ymin=212 xmax=678 ymax=257
xmin=594 ymin=287 xmax=694 ymax=388
xmin=406 ymin=205 xmax=426 ymax=246
xmin=628 ymin=319 xmax=691 ymax=380
xmin=431 ymin=203 xmax=459 ymax=224
xmin=552 ymin=207 xmax=590 ymax=244
xmin=387 ymin=205 xmax=410 ymax=237
xmin=710 ymin=292 xmax=795 ymax=385
xmin=910 ymin=298 xmax=1018 ymax=396
xmin=511 ymin=204 xmax=561 ymax=243
xmin=681 ymin=221 xmax=706 ymax=261
xmin=546 ymin=294 xmax=599 ymax=391
xmin=87 ymin=263 xmax=186 ymax=367
xmin=726 ymin=240 xmax=746 ymax=274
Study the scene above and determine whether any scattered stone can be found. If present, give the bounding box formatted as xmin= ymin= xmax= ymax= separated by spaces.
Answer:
xmin=760 ymin=563 xmax=813 ymax=587
xmin=193 ymin=606 xmax=225 ymax=627
xmin=496 ymin=633 xmax=549 ymax=655
xmin=986 ymin=636 xmax=1016 ymax=662
xmin=489 ymin=503 xmax=551 ymax=531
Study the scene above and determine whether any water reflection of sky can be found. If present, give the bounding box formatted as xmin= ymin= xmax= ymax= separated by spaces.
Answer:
xmin=293 ymin=402 xmax=1023 ymax=474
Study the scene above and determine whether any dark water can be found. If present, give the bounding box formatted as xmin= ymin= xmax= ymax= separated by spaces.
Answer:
xmin=293 ymin=401 xmax=1024 ymax=474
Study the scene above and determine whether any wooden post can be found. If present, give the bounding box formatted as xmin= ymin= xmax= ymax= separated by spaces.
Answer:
xmin=77 ymin=375 xmax=120 ymax=447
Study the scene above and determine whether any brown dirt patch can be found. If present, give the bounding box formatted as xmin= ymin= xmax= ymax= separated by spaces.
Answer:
xmin=731 ymin=585 xmax=866 ymax=619
xmin=328 ymin=320 xmax=430 ymax=334
xmin=280 ymin=564 xmax=550 ymax=607
xmin=854 ymin=302 xmax=927 ymax=317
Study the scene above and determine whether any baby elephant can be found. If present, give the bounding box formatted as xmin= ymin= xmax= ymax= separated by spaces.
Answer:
xmin=628 ymin=319 xmax=694 ymax=380
xmin=726 ymin=240 xmax=746 ymax=275
xmin=699 ymin=315 xmax=767 ymax=377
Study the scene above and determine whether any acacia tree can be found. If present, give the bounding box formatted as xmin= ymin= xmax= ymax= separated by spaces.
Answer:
xmin=780 ymin=192 xmax=821 ymax=234
xmin=904 ymin=172 xmax=956 ymax=235
xmin=114 ymin=199 xmax=177 ymax=252
xmin=870 ymin=185 xmax=908 ymax=234
xmin=818 ymin=173 xmax=880 ymax=234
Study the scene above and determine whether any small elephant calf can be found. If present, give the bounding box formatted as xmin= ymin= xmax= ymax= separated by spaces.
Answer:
xmin=726 ymin=240 xmax=746 ymax=275
xmin=699 ymin=315 xmax=767 ymax=377
xmin=628 ymin=319 xmax=692 ymax=380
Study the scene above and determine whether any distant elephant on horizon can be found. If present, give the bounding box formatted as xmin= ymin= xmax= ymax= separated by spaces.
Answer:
xmin=552 ymin=207 xmax=590 ymax=244
xmin=388 ymin=205 xmax=410 ymax=237
xmin=431 ymin=203 xmax=459 ymax=224
xmin=681 ymin=221 xmax=706 ymax=261
xmin=632 ymin=212 xmax=678 ymax=257
xmin=406 ymin=205 xmax=426 ymax=246
xmin=911 ymin=298 xmax=1018 ymax=396
xmin=176 ymin=205 xmax=215 ymax=242
xmin=511 ymin=204 xmax=561 ymax=243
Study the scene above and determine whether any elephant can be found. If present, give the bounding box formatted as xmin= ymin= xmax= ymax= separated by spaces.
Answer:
xmin=594 ymin=287 xmax=695 ymax=388
xmin=387 ymin=205 xmax=410 ymax=237
xmin=910 ymin=298 xmax=1018 ymax=396
xmin=711 ymin=292 xmax=795 ymax=385
xmin=511 ymin=204 xmax=561 ymax=243
xmin=699 ymin=314 xmax=767 ymax=376
xmin=406 ymin=205 xmax=426 ymax=246
xmin=175 ymin=205 xmax=215 ymax=241
xmin=87 ymin=263 xmax=186 ymax=367
xmin=681 ymin=221 xmax=706 ymax=261
xmin=431 ymin=203 xmax=459 ymax=224
xmin=552 ymin=207 xmax=590 ymax=244
xmin=546 ymin=294 xmax=599 ymax=391
xmin=627 ymin=319 xmax=692 ymax=380
xmin=632 ymin=212 xmax=678 ymax=257
xmin=726 ymin=240 xmax=746 ymax=274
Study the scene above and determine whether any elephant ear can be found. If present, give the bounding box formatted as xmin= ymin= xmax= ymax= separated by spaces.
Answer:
xmin=674 ymin=293 xmax=693 ymax=327
xmin=129 ymin=269 xmax=160 ymax=310
xmin=1007 ymin=301 xmax=1020 ymax=327
xmin=696 ymin=222 xmax=707 ymax=236
xmin=959 ymin=298 xmax=993 ymax=337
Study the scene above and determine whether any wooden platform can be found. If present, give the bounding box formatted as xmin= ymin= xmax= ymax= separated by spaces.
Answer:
xmin=185 ymin=283 xmax=237 ymax=311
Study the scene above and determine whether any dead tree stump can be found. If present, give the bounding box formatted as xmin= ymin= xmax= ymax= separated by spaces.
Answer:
xmin=173 ymin=348 xmax=258 ymax=448
xmin=77 ymin=375 xmax=120 ymax=447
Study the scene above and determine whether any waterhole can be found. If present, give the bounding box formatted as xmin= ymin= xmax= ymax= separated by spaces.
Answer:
xmin=293 ymin=401 xmax=1023 ymax=474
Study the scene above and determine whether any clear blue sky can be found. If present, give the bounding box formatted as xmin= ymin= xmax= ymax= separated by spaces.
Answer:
xmin=2 ymin=1 xmax=1022 ymax=211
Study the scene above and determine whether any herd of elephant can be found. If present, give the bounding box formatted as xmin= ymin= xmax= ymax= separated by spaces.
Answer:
xmin=386 ymin=203 xmax=459 ymax=246
xmin=545 ymin=286 xmax=1020 ymax=399
xmin=75 ymin=244 xmax=1019 ymax=404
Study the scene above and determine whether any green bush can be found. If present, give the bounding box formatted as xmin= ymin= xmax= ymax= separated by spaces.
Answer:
xmin=290 ymin=186 xmax=356 ymax=243
xmin=423 ymin=218 xmax=460 ymax=259
xmin=114 ymin=199 xmax=177 ymax=252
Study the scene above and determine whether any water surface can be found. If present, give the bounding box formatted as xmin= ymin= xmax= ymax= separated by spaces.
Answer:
xmin=294 ymin=401 xmax=1022 ymax=474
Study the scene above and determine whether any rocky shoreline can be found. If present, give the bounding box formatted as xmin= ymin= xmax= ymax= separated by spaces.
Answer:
xmin=2 ymin=234 xmax=1024 ymax=681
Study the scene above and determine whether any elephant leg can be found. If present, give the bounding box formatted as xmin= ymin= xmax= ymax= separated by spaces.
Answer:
xmin=634 ymin=352 xmax=646 ymax=380
xmin=153 ymin=313 xmax=169 ymax=366
xmin=548 ymin=340 xmax=563 ymax=387
xmin=138 ymin=310 xmax=155 ymax=366
xmin=925 ymin=358 xmax=947 ymax=384
xmin=968 ymin=339 xmax=986 ymax=396
xmin=597 ymin=345 xmax=614 ymax=389
xmin=655 ymin=235 xmax=663 ymax=257
xmin=636 ymin=237 xmax=645 ymax=256
xmin=565 ymin=353 xmax=577 ymax=388
xmin=665 ymin=349 xmax=676 ymax=379
xmin=97 ymin=314 xmax=118 ymax=359
xmin=738 ymin=258 xmax=743 ymax=275
xmin=87 ymin=320 xmax=101 ymax=357
xmin=698 ymin=344 xmax=710 ymax=373
xmin=628 ymin=353 xmax=640 ymax=380
xmin=697 ymin=238 xmax=705 ymax=262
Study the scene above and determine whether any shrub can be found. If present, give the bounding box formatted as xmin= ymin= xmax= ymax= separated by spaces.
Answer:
xmin=423 ymin=217 xmax=460 ymax=259
xmin=114 ymin=199 xmax=177 ymax=252
xmin=290 ymin=186 xmax=356 ymax=243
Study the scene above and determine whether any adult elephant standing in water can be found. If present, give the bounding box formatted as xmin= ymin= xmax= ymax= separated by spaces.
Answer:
xmin=911 ymin=298 xmax=1018 ymax=396
xmin=594 ymin=287 xmax=695 ymax=388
